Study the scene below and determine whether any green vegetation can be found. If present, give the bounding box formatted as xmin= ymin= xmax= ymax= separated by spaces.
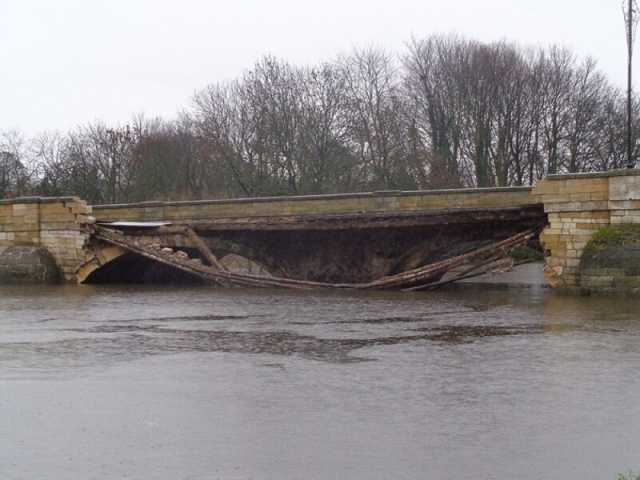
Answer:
xmin=509 ymin=245 xmax=544 ymax=264
xmin=617 ymin=472 xmax=640 ymax=480
xmin=584 ymin=224 xmax=640 ymax=255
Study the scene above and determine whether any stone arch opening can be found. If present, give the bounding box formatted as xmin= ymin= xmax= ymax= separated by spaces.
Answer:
xmin=78 ymin=243 xmax=208 ymax=285
xmin=78 ymin=242 xmax=271 ymax=285
xmin=82 ymin=251 xmax=205 ymax=284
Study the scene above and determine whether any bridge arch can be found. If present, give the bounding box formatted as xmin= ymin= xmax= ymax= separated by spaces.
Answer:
xmin=77 ymin=238 xmax=270 ymax=284
xmin=76 ymin=245 xmax=128 ymax=284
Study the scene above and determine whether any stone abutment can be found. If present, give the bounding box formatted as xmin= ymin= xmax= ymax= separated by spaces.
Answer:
xmin=0 ymin=197 xmax=91 ymax=282
xmin=533 ymin=170 xmax=640 ymax=291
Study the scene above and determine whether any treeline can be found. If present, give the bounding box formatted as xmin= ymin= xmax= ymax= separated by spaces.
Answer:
xmin=1 ymin=35 xmax=638 ymax=204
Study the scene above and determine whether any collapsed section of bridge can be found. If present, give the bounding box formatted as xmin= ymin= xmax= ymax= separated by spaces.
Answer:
xmin=80 ymin=185 xmax=546 ymax=287
xmin=78 ymin=204 xmax=543 ymax=290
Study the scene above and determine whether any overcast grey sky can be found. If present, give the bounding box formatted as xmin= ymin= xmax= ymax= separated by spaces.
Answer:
xmin=0 ymin=0 xmax=632 ymax=134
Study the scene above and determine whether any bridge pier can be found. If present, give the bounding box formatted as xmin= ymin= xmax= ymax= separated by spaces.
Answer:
xmin=0 ymin=197 xmax=91 ymax=282
xmin=533 ymin=170 xmax=640 ymax=290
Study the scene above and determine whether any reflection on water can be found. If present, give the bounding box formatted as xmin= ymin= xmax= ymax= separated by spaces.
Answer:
xmin=1 ymin=284 xmax=640 ymax=479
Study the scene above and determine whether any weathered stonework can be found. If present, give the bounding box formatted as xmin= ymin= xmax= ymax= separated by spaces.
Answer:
xmin=580 ymin=243 xmax=640 ymax=294
xmin=0 ymin=197 xmax=92 ymax=282
xmin=533 ymin=170 xmax=640 ymax=289
xmin=0 ymin=246 xmax=60 ymax=283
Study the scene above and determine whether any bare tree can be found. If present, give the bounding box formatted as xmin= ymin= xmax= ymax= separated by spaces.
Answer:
xmin=341 ymin=47 xmax=410 ymax=190
xmin=3 ymin=34 xmax=631 ymax=204
xmin=0 ymin=130 xmax=33 ymax=197
xmin=403 ymin=36 xmax=464 ymax=188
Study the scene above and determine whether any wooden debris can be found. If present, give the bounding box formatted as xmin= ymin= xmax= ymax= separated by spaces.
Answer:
xmin=405 ymin=254 xmax=509 ymax=291
xmin=358 ymin=230 xmax=535 ymax=290
xmin=182 ymin=226 xmax=227 ymax=271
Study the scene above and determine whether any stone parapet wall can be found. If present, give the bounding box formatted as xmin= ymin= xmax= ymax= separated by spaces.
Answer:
xmin=609 ymin=172 xmax=640 ymax=223
xmin=92 ymin=187 xmax=537 ymax=223
xmin=533 ymin=170 xmax=640 ymax=289
xmin=0 ymin=197 xmax=92 ymax=281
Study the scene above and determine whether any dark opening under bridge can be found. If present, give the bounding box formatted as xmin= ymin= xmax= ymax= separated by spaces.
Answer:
xmin=3 ymin=170 xmax=640 ymax=291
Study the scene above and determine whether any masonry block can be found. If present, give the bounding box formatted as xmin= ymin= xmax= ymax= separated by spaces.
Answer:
xmin=610 ymin=176 xmax=640 ymax=201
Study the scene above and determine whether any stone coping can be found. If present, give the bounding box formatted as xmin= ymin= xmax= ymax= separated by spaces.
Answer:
xmin=0 ymin=196 xmax=81 ymax=206
xmin=92 ymin=186 xmax=535 ymax=210
xmin=545 ymin=169 xmax=640 ymax=181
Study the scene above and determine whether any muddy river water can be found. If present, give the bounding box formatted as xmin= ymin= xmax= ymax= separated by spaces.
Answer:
xmin=1 ymin=282 xmax=640 ymax=479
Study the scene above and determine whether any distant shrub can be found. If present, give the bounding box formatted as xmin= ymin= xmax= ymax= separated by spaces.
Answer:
xmin=584 ymin=224 xmax=640 ymax=255
xmin=617 ymin=471 xmax=640 ymax=480
xmin=509 ymin=245 xmax=543 ymax=264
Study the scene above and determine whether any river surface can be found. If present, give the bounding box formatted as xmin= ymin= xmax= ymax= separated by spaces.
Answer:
xmin=1 ymin=282 xmax=640 ymax=479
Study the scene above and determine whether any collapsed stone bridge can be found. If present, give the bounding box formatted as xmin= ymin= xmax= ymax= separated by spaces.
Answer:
xmin=2 ymin=170 xmax=640 ymax=291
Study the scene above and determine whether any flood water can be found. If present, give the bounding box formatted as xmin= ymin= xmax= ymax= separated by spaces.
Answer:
xmin=1 ymin=282 xmax=640 ymax=479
